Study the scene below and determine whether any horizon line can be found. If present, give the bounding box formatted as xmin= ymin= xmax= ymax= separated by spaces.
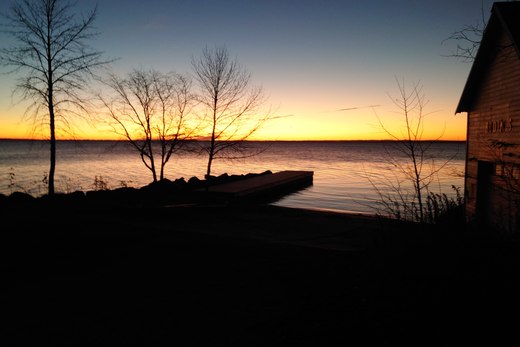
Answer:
xmin=0 ymin=137 xmax=467 ymax=142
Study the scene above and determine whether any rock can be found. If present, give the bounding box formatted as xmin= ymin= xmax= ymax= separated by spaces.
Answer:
xmin=188 ymin=176 xmax=200 ymax=184
xmin=174 ymin=177 xmax=187 ymax=187
xmin=218 ymin=173 xmax=229 ymax=181
xmin=0 ymin=193 xmax=7 ymax=207
xmin=7 ymin=191 xmax=35 ymax=206
xmin=38 ymin=191 xmax=86 ymax=206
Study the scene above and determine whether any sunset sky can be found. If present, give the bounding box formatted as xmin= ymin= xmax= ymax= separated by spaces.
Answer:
xmin=0 ymin=0 xmax=494 ymax=141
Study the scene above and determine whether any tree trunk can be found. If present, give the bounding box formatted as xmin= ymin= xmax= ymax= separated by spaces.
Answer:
xmin=206 ymin=95 xmax=218 ymax=179
xmin=410 ymin=144 xmax=424 ymax=223
xmin=48 ymin=53 xmax=55 ymax=196
xmin=48 ymin=104 xmax=56 ymax=196
xmin=206 ymin=150 xmax=214 ymax=179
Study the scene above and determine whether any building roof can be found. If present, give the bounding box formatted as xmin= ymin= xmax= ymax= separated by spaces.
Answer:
xmin=455 ymin=2 xmax=520 ymax=114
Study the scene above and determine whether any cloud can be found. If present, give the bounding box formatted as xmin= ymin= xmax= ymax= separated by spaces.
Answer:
xmin=337 ymin=105 xmax=381 ymax=112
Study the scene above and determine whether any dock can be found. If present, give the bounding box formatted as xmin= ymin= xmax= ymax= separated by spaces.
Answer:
xmin=204 ymin=170 xmax=313 ymax=201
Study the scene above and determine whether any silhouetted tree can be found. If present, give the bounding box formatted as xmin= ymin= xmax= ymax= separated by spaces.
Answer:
xmin=191 ymin=46 xmax=270 ymax=178
xmin=442 ymin=1 xmax=517 ymax=62
xmin=0 ymin=0 xmax=112 ymax=195
xmin=370 ymin=78 xmax=460 ymax=223
xmin=99 ymin=68 xmax=196 ymax=182
xmin=443 ymin=4 xmax=487 ymax=62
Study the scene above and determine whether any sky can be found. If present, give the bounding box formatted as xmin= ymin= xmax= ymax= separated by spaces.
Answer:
xmin=0 ymin=0 xmax=497 ymax=141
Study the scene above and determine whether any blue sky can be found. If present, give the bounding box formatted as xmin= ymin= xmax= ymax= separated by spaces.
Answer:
xmin=0 ymin=0 xmax=498 ymax=140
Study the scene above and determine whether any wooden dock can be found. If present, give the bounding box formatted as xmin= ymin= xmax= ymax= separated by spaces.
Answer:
xmin=204 ymin=170 xmax=313 ymax=201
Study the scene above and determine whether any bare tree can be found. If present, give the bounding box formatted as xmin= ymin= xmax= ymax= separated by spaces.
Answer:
xmin=99 ymin=68 xmax=196 ymax=182
xmin=0 ymin=0 xmax=113 ymax=195
xmin=442 ymin=4 xmax=487 ymax=62
xmin=370 ymin=78 xmax=460 ymax=224
xmin=442 ymin=1 xmax=517 ymax=62
xmin=191 ymin=46 xmax=270 ymax=178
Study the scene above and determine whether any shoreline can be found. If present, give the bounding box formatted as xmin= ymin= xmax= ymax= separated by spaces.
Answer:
xmin=1 ymin=196 xmax=519 ymax=345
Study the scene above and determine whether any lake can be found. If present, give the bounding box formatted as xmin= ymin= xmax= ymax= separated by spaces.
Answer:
xmin=0 ymin=140 xmax=466 ymax=214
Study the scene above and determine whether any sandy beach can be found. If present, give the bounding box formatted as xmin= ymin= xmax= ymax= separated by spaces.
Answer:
xmin=1 ymin=200 xmax=520 ymax=346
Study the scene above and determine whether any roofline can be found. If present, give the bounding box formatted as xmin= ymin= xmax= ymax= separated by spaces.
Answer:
xmin=455 ymin=2 xmax=520 ymax=114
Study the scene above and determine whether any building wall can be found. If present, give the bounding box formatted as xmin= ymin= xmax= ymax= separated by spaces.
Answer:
xmin=465 ymin=30 xmax=520 ymax=232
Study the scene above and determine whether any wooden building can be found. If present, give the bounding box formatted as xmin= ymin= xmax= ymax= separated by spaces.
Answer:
xmin=456 ymin=2 xmax=520 ymax=232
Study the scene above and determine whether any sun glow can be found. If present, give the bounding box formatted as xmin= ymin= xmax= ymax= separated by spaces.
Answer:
xmin=249 ymin=109 xmax=467 ymax=141
xmin=0 ymin=107 xmax=467 ymax=141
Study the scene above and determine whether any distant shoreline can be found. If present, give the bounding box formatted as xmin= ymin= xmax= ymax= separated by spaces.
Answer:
xmin=0 ymin=138 xmax=467 ymax=143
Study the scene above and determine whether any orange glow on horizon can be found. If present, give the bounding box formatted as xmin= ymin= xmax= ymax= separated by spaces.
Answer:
xmin=248 ymin=109 xmax=467 ymax=141
xmin=0 ymin=125 xmax=468 ymax=141
xmin=0 ymin=110 xmax=468 ymax=142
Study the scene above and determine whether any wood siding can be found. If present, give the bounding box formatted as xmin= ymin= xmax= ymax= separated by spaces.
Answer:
xmin=466 ymin=30 xmax=520 ymax=232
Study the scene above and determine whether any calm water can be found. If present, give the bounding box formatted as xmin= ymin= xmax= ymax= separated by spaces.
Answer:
xmin=0 ymin=140 xmax=466 ymax=214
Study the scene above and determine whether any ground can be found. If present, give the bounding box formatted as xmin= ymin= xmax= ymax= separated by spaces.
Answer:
xmin=1 ymin=201 xmax=520 ymax=346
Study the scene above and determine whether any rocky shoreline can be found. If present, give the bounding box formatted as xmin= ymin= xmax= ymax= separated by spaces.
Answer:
xmin=1 ymin=172 xmax=520 ymax=345
xmin=0 ymin=170 xmax=274 ymax=208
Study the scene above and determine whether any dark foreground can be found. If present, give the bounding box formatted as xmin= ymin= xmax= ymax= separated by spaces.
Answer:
xmin=1 ymin=202 xmax=520 ymax=346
